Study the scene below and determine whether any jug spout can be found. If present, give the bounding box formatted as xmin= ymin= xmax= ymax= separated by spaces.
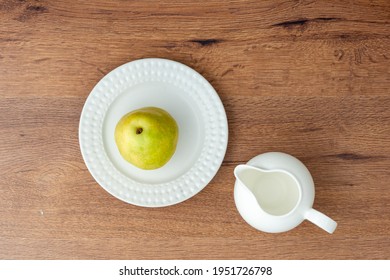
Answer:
xmin=234 ymin=164 xmax=250 ymax=189
xmin=233 ymin=164 xmax=247 ymax=182
xmin=234 ymin=164 xmax=268 ymax=191
xmin=234 ymin=164 xmax=270 ymax=203
xmin=234 ymin=164 xmax=260 ymax=179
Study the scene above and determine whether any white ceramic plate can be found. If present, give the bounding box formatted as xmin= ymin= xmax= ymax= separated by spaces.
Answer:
xmin=79 ymin=58 xmax=228 ymax=207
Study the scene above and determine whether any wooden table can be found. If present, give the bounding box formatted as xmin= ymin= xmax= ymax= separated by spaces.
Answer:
xmin=1 ymin=0 xmax=389 ymax=260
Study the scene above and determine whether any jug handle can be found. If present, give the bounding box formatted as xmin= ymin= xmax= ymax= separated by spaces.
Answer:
xmin=305 ymin=208 xmax=337 ymax=234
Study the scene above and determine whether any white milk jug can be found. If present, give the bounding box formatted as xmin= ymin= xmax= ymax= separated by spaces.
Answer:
xmin=234 ymin=152 xmax=337 ymax=234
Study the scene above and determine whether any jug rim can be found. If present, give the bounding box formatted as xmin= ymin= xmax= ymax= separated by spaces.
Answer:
xmin=234 ymin=164 xmax=303 ymax=218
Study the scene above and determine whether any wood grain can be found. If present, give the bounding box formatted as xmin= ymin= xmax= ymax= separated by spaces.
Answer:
xmin=1 ymin=0 xmax=389 ymax=259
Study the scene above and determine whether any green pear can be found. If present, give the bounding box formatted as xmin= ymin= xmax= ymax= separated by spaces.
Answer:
xmin=114 ymin=107 xmax=179 ymax=170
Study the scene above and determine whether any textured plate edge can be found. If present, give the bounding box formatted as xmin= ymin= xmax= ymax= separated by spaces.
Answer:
xmin=79 ymin=58 xmax=229 ymax=207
